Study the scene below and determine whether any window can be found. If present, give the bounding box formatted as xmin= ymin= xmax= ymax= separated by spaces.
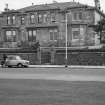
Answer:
xmin=50 ymin=30 xmax=53 ymax=40
xmin=21 ymin=16 xmax=25 ymax=24
xmin=38 ymin=14 xmax=43 ymax=23
xmin=30 ymin=14 xmax=35 ymax=24
xmin=73 ymin=13 xmax=77 ymax=20
xmin=54 ymin=30 xmax=58 ymax=40
xmin=72 ymin=31 xmax=79 ymax=39
xmin=51 ymin=13 xmax=56 ymax=22
xmin=5 ymin=30 xmax=16 ymax=42
xmin=28 ymin=30 xmax=36 ymax=41
xmin=72 ymin=12 xmax=83 ymax=21
xmin=78 ymin=12 xmax=82 ymax=20
xmin=43 ymin=14 xmax=47 ymax=23
xmin=7 ymin=16 xmax=16 ymax=25
xmin=72 ymin=28 xmax=80 ymax=41
xmin=50 ymin=29 xmax=58 ymax=41
xmin=33 ymin=30 xmax=36 ymax=37
xmin=7 ymin=16 xmax=11 ymax=25
xmin=11 ymin=16 xmax=16 ymax=24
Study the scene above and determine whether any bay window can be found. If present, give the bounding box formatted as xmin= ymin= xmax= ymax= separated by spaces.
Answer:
xmin=72 ymin=26 xmax=85 ymax=42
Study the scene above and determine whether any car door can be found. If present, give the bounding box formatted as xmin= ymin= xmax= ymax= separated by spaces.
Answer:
xmin=6 ymin=56 xmax=17 ymax=66
xmin=10 ymin=56 xmax=18 ymax=66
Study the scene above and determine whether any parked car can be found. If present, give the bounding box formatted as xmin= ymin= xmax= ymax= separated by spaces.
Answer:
xmin=1 ymin=55 xmax=30 ymax=68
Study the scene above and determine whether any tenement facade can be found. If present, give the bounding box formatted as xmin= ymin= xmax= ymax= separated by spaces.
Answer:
xmin=0 ymin=1 xmax=105 ymax=64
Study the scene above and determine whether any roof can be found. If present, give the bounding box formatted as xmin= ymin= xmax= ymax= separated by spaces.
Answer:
xmin=17 ymin=1 xmax=91 ymax=12
xmin=1 ymin=1 xmax=105 ymax=17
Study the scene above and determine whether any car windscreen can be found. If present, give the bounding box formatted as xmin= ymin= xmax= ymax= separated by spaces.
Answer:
xmin=15 ymin=56 xmax=22 ymax=60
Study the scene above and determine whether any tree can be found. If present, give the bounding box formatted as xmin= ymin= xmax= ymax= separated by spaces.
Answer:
xmin=94 ymin=18 xmax=105 ymax=43
xmin=31 ymin=41 xmax=40 ymax=50
xmin=17 ymin=40 xmax=40 ymax=50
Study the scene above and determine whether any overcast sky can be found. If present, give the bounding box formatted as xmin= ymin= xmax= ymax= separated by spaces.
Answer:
xmin=0 ymin=0 xmax=105 ymax=12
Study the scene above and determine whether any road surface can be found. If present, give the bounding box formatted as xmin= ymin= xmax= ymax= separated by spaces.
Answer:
xmin=0 ymin=67 xmax=105 ymax=81
xmin=0 ymin=67 xmax=105 ymax=105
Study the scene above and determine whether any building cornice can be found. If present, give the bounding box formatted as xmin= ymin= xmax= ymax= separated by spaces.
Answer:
xmin=26 ymin=23 xmax=58 ymax=29
xmin=1 ymin=25 xmax=19 ymax=29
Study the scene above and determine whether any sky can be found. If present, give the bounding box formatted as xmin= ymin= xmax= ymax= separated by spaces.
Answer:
xmin=0 ymin=0 xmax=105 ymax=12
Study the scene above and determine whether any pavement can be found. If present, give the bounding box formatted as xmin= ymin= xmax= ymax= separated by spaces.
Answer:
xmin=29 ymin=65 xmax=105 ymax=69
xmin=1 ymin=64 xmax=105 ymax=69
xmin=1 ymin=65 xmax=105 ymax=81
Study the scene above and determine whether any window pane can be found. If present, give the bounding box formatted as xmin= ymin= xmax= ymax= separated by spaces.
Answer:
xmin=30 ymin=15 xmax=35 ymax=23
xmin=54 ymin=30 xmax=58 ymax=40
xmin=28 ymin=30 xmax=32 ymax=41
xmin=31 ymin=15 xmax=34 ymax=19
xmin=28 ymin=31 xmax=32 ymax=36
xmin=12 ymin=31 xmax=16 ymax=36
xmin=7 ymin=16 xmax=11 ymax=24
xmin=73 ymin=13 xmax=77 ymax=20
xmin=12 ymin=31 xmax=16 ymax=42
xmin=33 ymin=30 xmax=36 ymax=36
xmin=78 ymin=12 xmax=82 ymax=20
xmin=50 ymin=30 xmax=53 ymax=40
xmin=43 ymin=14 xmax=47 ymax=23
xmin=21 ymin=16 xmax=25 ymax=24
xmin=38 ymin=14 xmax=43 ymax=23
xmin=72 ymin=28 xmax=80 ymax=40
xmin=6 ymin=31 xmax=12 ymax=42
xmin=51 ymin=13 xmax=56 ymax=22
xmin=33 ymin=30 xmax=36 ymax=41
xmin=6 ymin=31 xmax=11 ymax=36
xmin=12 ymin=16 xmax=16 ymax=24
xmin=73 ymin=31 xmax=79 ymax=39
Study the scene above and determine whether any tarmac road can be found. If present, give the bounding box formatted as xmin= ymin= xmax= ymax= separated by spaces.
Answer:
xmin=0 ymin=67 xmax=105 ymax=82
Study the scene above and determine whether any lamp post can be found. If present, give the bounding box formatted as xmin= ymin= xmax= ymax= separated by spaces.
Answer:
xmin=65 ymin=12 xmax=71 ymax=68
xmin=65 ymin=13 xmax=68 ymax=67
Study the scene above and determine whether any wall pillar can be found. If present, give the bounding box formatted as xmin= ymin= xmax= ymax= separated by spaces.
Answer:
xmin=37 ymin=48 xmax=41 ymax=64
xmin=50 ymin=46 xmax=55 ymax=64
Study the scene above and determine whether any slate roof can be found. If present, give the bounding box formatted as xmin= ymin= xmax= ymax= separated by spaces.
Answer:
xmin=17 ymin=1 xmax=92 ymax=12
xmin=2 ymin=1 xmax=105 ymax=17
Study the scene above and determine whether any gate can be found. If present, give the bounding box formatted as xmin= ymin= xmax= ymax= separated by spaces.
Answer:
xmin=41 ymin=52 xmax=51 ymax=64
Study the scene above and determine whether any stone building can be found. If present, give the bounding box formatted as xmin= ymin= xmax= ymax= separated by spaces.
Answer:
xmin=0 ymin=1 xmax=105 ymax=64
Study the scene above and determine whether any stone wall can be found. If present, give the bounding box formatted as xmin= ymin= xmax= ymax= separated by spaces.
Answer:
xmin=55 ymin=51 xmax=105 ymax=65
xmin=1 ymin=49 xmax=105 ymax=66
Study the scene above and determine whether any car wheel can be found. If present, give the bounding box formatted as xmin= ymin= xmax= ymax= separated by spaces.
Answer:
xmin=17 ymin=63 xmax=23 ymax=68
xmin=8 ymin=65 xmax=12 ymax=68
xmin=24 ymin=65 xmax=28 ymax=68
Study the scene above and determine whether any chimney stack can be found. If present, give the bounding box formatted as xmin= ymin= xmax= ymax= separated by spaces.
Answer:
xmin=94 ymin=0 xmax=101 ymax=10
xmin=4 ymin=3 xmax=9 ymax=12
xmin=32 ymin=3 xmax=34 ymax=6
